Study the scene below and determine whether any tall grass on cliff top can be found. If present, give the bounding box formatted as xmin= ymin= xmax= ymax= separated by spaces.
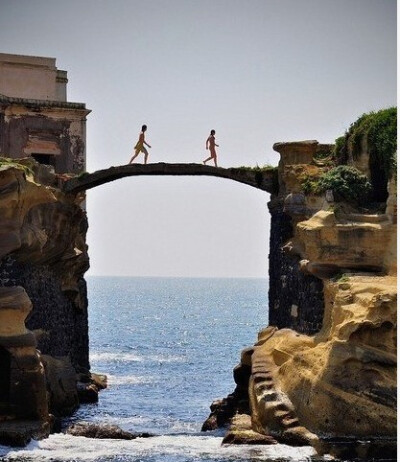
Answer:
xmin=334 ymin=107 xmax=397 ymax=179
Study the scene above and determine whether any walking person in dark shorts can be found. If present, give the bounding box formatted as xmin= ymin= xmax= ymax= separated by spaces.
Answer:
xmin=129 ymin=125 xmax=152 ymax=164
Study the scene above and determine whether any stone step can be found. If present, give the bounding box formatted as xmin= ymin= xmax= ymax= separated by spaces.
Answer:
xmin=254 ymin=383 xmax=274 ymax=393
xmin=252 ymin=365 xmax=272 ymax=373
xmin=281 ymin=417 xmax=300 ymax=429
xmin=274 ymin=409 xmax=293 ymax=419
xmin=253 ymin=372 xmax=272 ymax=379
xmin=253 ymin=373 xmax=273 ymax=382
xmin=344 ymin=213 xmax=388 ymax=224
xmin=267 ymin=401 xmax=294 ymax=413
xmin=260 ymin=392 xmax=278 ymax=402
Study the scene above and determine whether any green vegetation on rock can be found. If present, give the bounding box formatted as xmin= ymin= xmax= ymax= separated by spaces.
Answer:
xmin=333 ymin=135 xmax=346 ymax=161
xmin=303 ymin=108 xmax=396 ymax=204
xmin=0 ymin=157 xmax=34 ymax=177
xmin=335 ymin=107 xmax=397 ymax=179
xmin=301 ymin=175 xmax=320 ymax=195
xmin=231 ymin=164 xmax=276 ymax=172
xmin=302 ymin=165 xmax=372 ymax=205
xmin=231 ymin=165 xmax=278 ymax=189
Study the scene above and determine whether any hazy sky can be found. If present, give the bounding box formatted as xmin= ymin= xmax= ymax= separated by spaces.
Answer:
xmin=0 ymin=0 xmax=396 ymax=277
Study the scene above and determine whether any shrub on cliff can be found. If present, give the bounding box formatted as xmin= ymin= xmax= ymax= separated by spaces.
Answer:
xmin=335 ymin=108 xmax=397 ymax=176
xmin=334 ymin=108 xmax=397 ymax=202
xmin=351 ymin=108 xmax=396 ymax=177
xmin=333 ymin=135 xmax=346 ymax=161
xmin=302 ymin=165 xmax=372 ymax=205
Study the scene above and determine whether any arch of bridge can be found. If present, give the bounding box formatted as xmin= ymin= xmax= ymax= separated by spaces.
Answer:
xmin=62 ymin=163 xmax=277 ymax=195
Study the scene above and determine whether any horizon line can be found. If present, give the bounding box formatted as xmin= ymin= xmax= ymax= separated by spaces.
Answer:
xmin=86 ymin=274 xmax=268 ymax=280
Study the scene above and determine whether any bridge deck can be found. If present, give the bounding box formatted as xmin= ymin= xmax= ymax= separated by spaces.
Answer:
xmin=62 ymin=163 xmax=277 ymax=194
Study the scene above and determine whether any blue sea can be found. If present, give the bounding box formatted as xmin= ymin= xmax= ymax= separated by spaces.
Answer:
xmin=0 ymin=277 xmax=318 ymax=461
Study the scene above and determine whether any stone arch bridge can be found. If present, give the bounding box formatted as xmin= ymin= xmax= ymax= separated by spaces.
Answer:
xmin=62 ymin=163 xmax=277 ymax=195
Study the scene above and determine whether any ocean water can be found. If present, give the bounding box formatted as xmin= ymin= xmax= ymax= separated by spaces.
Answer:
xmin=0 ymin=276 xmax=319 ymax=461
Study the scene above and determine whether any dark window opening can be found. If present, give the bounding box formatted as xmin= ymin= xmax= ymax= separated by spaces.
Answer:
xmin=31 ymin=153 xmax=55 ymax=168
xmin=0 ymin=347 xmax=11 ymax=405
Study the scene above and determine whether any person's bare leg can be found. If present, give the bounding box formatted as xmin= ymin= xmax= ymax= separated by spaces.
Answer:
xmin=129 ymin=149 xmax=140 ymax=164
xmin=143 ymin=148 xmax=149 ymax=164
xmin=203 ymin=156 xmax=212 ymax=164
xmin=210 ymin=148 xmax=217 ymax=167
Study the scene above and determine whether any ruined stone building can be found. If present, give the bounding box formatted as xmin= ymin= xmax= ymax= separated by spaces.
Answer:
xmin=0 ymin=53 xmax=90 ymax=173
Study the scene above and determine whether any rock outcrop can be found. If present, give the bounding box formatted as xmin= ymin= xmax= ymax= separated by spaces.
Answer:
xmin=204 ymin=139 xmax=397 ymax=459
xmin=65 ymin=422 xmax=154 ymax=440
xmin=0 ymin=286 xmax=50 ymax=446
xmin=0 ymin=159 xmax=102 ymax=445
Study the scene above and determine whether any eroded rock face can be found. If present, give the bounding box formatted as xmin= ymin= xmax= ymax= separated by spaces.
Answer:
xmin=295 ymin=210 xmax=394 ymax=273
xmin=205 ymin=141 xmax=396 ymax=458
xmin=0 ymin=165 xmax=56 ymax=259
xmin=0 ymin=160 xmax=93 ymax=444
xmin=0 ymin=162 xmax=90 ymax=370
xmin=0 ymin=286 xmax=50 ymax=445
xmin=254 ymin=143 xmax=396 ymax=452
xmin=251 ymin=275 xmax=396 ymax=439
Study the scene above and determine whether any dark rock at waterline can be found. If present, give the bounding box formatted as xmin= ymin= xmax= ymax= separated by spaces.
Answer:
xmin=222 ymin=432 xmax=277 ymax=445
xmin=201 ymin=414 xmax=219 ymax=431
xmin=222 ymin=414 xmax=277 ymax=446
xmin=76 ymin=373 xmax=108 ymax=404
xmin=76 ymin=382 xmax=99 ymax=403
xmin=201 ymin=373 xmax=251 ymax=432
xmin=41 ymin=355 xmax=79 ymax=416
xmin=316 ymin=436 xmax=398 ymax=461
xmin=65 ymin=422 xmax=154 ymax=440
xmin=0 ymin=420 xmax=51 ymax=447
xmin=201 ymin=397 xmax=235 ymax=431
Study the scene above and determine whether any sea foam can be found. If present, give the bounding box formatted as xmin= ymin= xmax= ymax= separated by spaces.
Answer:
xmin=90 ymin=351 xmax=186 ymax=363
xmin=0 ymin=433 xmax=318 ymax=461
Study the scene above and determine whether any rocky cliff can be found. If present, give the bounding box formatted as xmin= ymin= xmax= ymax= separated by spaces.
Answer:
xmin=0 ymin=159 xmax=104 ymax=446
xmin=204 ymin=117 xmax=397 ymax=459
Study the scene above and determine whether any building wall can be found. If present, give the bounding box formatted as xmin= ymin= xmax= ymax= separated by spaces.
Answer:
xmin=0 ymin=53 xmax=65 ymax=101
xmin=0 ymin=53 xmax=90 ymax=174
xmin=0 ymin=103 xmax=89 ymax=173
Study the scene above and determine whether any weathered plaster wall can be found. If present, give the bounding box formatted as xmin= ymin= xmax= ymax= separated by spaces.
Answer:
xmin=0 ymin=106 xmax=88 ymax=173
xmin=0 ymin=53 xmax=64 ymax=101
xmin=0 ymin=53 xmax=90 ymax=174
